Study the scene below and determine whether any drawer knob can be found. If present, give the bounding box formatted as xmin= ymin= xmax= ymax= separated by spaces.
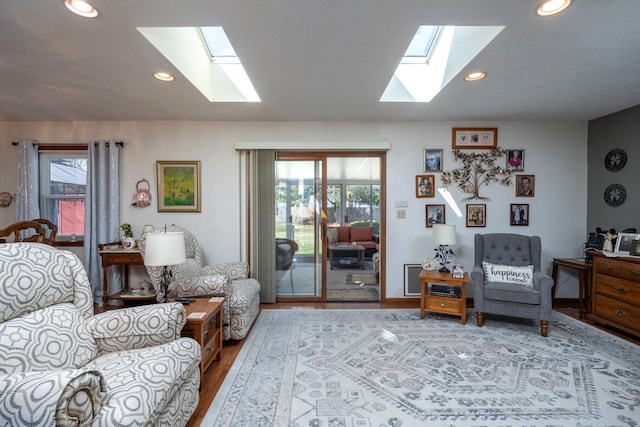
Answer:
xmin=614 ymin=285 xmax=629 ymax=294
xmin=615 ymin=309 xmax=629 ymax=317
xmin=440 ymin=303 xmax=445 ymax=307
xmin=603 ymin=265 xmax=614 ymax=270
xmin=630 ymin=270 xmax=640 ymax=276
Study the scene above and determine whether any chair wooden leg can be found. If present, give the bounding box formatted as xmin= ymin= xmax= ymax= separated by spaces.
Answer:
xmin=476 ymin=312 xmax=484 ymax=327
xmin=540 ymin=320 xmax=548 ymax=337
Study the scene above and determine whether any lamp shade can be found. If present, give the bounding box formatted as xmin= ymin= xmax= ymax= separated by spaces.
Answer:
xmin=143 ymin=232 xmax=186 ymax=266
xmin=432 ymin=224 xmax=456 ymax=246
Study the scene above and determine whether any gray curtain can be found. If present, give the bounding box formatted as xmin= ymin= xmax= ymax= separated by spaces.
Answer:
xmin=84 ymin=141 xmax=121 ymax=305
xmin=15 ymin=139 xmax=40 ymax=221
xmin=250 ymin=150 xmax=277 ymax=303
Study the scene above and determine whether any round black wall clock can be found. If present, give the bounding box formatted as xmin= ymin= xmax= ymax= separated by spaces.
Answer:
xmin=604 ymin=183 xmax=626 ymax=207
xmin=604 ymin=148 xmax=627 ymax=172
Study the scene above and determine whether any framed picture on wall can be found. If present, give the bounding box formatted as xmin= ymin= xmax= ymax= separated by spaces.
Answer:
xmin=423 ymin=149 xmax=443 ymax=172
xmin=416 ymin=175 xmax=435 ymax=198
xmin=515 ymin=174 xmax=535 ymax=197
xmin=452 ymin=127 xmax=497 ymax=149
xmin=510 ymin=204 xmax=529 ymax=226
xmin=506 ymin=149 xmax=525 ymax=172
xmin=426 ymin=204 xmax=445 ymax=228
xmin=156 ymin=161 xmax=202 ymax=212
xmin=466 ymin=204 xmax=486 ymax=227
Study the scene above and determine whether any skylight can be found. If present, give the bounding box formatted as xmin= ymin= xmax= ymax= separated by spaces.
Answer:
xmin=138 ymin=26 xmax=260 ymax=102
xmin=200 ymin=27 xmax=236 ymax=58
xmin=380 ymin=25 xmax=504 ymax=103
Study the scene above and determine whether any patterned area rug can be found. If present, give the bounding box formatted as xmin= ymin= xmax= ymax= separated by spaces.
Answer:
xmin=203 ymin=309 xmax=640 ymax=427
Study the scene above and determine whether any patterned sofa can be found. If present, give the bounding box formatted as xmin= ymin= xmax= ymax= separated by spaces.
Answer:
xmin=0 ymin=243 xmax=201 ymax=426
xmin=140 ymin=226 xmax=261 ymax=341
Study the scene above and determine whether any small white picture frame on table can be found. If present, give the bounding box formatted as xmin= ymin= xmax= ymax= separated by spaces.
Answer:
xmin=614 ymin=233 xmax=640 ymax=255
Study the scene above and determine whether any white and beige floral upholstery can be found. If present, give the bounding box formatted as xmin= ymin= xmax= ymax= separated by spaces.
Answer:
xmin=140 ymin=226 xmax=261 ymax=340
xmin=0 ymin=243 xmax=201 ymax=426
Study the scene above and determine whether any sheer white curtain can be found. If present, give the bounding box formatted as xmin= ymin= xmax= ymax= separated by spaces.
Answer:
xmin=15 ymin=139 xmax=40 ymax=221
xmin=83 ymin=141 xmax=121 ymax=304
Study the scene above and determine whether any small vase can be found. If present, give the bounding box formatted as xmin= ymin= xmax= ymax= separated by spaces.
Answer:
xmin=122 ymin=237 xmax=136 ymax=250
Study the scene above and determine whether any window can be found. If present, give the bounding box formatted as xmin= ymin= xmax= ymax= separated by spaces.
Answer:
xmin=39 ymin=148 xmax=87 ymax=239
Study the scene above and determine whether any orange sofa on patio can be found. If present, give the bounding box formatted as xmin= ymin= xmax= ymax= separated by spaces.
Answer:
xmin=327 ymin=226 xmax=379 ymax=258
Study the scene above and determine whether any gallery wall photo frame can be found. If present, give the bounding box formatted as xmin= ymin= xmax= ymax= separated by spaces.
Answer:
xmin=466 ymin=204 xmax=486 ymax=227
xmin=614 ymin=233 xmax=640 ymax=255
xmin=515 ymin=174 xmax=535 ymax=197
xmin=416 ymin=175 xmax=435 ymax=198
xmin=510 ymin=204 xmax=529 ymax=226
xmin=426 ymin=204 xmax=445 ymax=227
xmin=423 ymin=149 xmax=443 ymax=172
xmin=452 ymin=127 xmax=497 ymax=149
xmin=506 ymin=149 xmax=525 ymax=172
xmin=156 ymin=160 xmax=202 ymax=212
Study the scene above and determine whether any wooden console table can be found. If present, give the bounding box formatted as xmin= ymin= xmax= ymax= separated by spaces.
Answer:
xmin=98 ymin=241 xmax=149 ymax=308
xmin=419 ymin=269 xmax=469 ymax=324
xmin=551 ymin=257 xmax=591 ymax=319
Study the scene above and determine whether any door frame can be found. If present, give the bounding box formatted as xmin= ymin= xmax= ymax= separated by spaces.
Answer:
xmin=275 ymin=150 xmax=386 ymax=303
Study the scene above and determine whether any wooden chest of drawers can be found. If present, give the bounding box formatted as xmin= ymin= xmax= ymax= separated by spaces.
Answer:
xmin=588 ymin=253 xmax=640 ymax=337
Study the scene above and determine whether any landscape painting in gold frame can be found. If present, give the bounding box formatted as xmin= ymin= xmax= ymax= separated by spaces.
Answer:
xmin=452 ymin=127 xmax=497 ymax=149
xmin=156 ymin=161 xmax=201 ymax=212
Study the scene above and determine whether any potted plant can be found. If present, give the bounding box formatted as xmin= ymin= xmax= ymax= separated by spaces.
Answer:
xmin=120 ymin=223 xmax=136 ymax=249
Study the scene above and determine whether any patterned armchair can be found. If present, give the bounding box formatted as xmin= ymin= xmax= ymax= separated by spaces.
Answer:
xmin=0 ymin=243 xmax=201 ymax=426
xmin=471 ymin=233 xmax=554 ymax=336
xmin=139 ymin=225 xmax=261 ymax=340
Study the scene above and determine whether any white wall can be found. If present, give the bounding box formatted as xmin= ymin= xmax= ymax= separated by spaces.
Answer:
xmin=0 ymin=120 xmax=588 ymax=299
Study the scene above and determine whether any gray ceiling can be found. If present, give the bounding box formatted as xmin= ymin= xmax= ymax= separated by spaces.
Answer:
xmin=1 ymin=0 xmax=639 ymax=122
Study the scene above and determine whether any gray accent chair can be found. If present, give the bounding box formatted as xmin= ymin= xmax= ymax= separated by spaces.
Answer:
xmin=471 ymin=233 xmax=554 ymax=336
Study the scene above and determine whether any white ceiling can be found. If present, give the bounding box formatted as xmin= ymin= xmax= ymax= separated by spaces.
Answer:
xmin=1 ymin=0 xmax=639 ymax=122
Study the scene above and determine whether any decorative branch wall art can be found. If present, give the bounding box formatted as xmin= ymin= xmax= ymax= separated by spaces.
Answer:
xmin=441 ymin=148 xmax=512 ymax=201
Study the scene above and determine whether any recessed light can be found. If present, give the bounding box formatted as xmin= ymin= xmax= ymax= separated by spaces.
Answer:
xmin=64 ymin=0 xmax=99 ymax=18
xmin=464 ymin=71 xmax=486 ymax=82
xmin=536 ymin=0 xmax=571 ymax=16
xmin=154 ymin=72 xmax=175 ymax=82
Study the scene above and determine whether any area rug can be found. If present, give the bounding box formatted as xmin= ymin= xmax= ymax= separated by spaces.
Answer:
xmin=346 ymin=273 xmax=378 ymax=286
xmin=327 ymin=288 xmax=379 ymax=302
xmin=203 ymin=309 xmax=640 ymax=426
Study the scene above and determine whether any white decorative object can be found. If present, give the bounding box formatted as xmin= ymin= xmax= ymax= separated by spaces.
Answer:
xmin=122 ymin=237 xmax=136 ymax=250
xmin=482 ymin=261 xmax=534 ymax=287
xmin=421 ymin=258 xmax=435 ymax=270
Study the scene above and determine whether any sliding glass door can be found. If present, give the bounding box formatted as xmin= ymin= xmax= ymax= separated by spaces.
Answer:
xmin=275 ymin=158 xmax=324 ymax=298
xmin=274 ymin=152 xmax=384 ymax=302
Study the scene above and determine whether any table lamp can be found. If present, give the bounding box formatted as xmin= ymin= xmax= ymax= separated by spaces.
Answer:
xmin=143 ymin=231 xmax=186 ymax=303
xmin=432 ymin=224 xmax=456 ymax=273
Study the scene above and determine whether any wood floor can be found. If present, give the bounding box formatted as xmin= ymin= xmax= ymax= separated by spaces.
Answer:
xmin=184 ymin=301 xmax=640 ymax=426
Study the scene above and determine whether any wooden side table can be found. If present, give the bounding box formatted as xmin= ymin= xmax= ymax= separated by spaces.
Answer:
xmin=551 ymin=257 xmax=591 ymax=319
xmin=180 ymin=298 xmax=225 ymax=378
xmin=98 ymin=242 xmax=148 ymax=309
xmin=419 ymin=269 xmax=469 ymax=324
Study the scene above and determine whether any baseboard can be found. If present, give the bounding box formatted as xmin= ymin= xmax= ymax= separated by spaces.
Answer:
xmin=384 ymin=297 xmax=580 ymax=309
